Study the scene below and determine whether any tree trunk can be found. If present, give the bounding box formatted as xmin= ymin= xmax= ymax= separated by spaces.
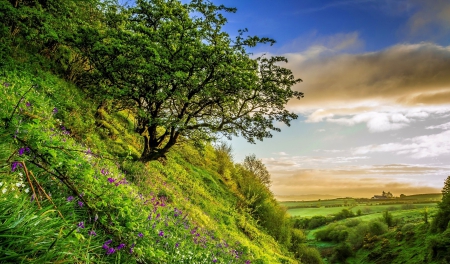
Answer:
xmin=139 ymin=130 xmax=179 ymax=163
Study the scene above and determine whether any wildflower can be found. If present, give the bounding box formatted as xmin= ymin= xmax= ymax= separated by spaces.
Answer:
xmin=2 ymin=188 xmax=6 ymax=194
xmin=18 ymin=148 xmax=25 ymax=156
xmin=85 ymin=148 xmax=92 ymax=155
xmin=16 ymin=182 xmax=23 ymax=187
xmin=67 ymin=196 xmax=74 ymax=202
xmin=26 ymin=102 xmax=31 ymax=107
xmin=78 ymin=201 xmax=84 ymax=207
xmin=175 ymin=242 xmax=179 ymax=248
xmin=158 ymin=230 xmax=164 ymax=237
xmin=138 ymin=232 xmax=143 ymax=238
xmin=94 ymin=214 xmax=98 ymax=222
xmin=52 ymin=107 xmax=58 ymax=114
xmin=77 ymin=222 xmax=85 ymax=228
xmin=213 ymin=259 xmax=217 ymax=263
xmin=117 ymin=243 xmax=125 ymax=250
xmin=106 ymin=247 xmax=115 ymax=255
xmin=89 ymin=230 xmax=97 ymax=236
xmin=101 ymin=168 xmax=108 ymax=175
xmin=0 ymin=182 xmax=2 ymax=187
xmin=11 ymin=162 xmax=22 ymax=172
xmin=3 ymin=82 xmax=10 ymax=87
xmin=245 ymin=261 xmax=251 ymax=264
xmin=129 ymin=243 xmax=135 ymax=254
xmin=25 ymin=188 xmax=29 ymax=193
xmin=107 ymin=178 xmax=115 ymax=183
xmin=104 ymin=239 xmax=112 ymax=245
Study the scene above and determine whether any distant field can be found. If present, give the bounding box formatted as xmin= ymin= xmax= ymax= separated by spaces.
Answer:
xmin=305 ymin=206 xmax=439 ymax=241
xmin=285 ymin=201 xmax=438 ymax=217
xmin=281 ymin=193 xmax=441 ymax=218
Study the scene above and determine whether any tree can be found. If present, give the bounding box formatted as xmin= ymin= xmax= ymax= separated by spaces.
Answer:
xmin=80 ymin=0 xmax=303 ymax=162
xmin=243 ymin=154 xmax=271 ymax=187
xmin=432 ymin=176 xmax=450 ymax=232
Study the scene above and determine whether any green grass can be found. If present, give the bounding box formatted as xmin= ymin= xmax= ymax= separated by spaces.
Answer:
xmin=0 ymin=63 xmax=299 ymax=263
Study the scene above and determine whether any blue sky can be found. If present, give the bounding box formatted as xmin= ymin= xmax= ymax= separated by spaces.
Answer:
xmin=120 ymin=0 xmax=450 ymax=198
xmin=210 ymin=0 xmax=450 ymax=199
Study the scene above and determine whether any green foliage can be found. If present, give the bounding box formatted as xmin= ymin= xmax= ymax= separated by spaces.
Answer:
xmin=383 ymin=210 xmax=395 ymax=227
xmin=332 ymin=243 xmax=353 ymax=263
xmin=80 ymin=0 xmax=303 ymax=161
xmin=432 ymin=175 xmax=450 ymax=232
xmin=333 ymin=208 xmax=355 ymax=221
xmin=296 ymin=245 xmax=323 ymax=264
xmin=243 ymin=154 xmax=271 ymax=187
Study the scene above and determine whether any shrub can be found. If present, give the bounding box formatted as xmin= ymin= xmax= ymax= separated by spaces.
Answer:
xmin=368 ymin=220 xmax=388 ymax=235
xmin=332 ymin=243 xmax=353 ymax=262
xmin=297 ymin=245 xmax=324 ymax=264
xmin=308 ymin=216 xmax=328 ymax=229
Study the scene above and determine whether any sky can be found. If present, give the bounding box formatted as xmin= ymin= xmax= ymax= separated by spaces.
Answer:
xmin=207 ymin=0 xmax=450 ymax=199
xmin=119 ymin=0 xmax=450 ymax=199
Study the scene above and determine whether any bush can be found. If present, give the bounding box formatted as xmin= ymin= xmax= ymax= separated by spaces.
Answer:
xmin=297 ymin=245 xmax=323 ymax=264
xmin=368 ymin=220 xmax=388 ymax=235
xmin=332 ymin=243 xmax=353 ymax=262
xmin=308 ymin=215 xmax=328 ymax=229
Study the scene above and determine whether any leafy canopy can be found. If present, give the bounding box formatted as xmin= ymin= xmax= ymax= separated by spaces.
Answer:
xmin=81 ymin=0 xmax=303 ymax=161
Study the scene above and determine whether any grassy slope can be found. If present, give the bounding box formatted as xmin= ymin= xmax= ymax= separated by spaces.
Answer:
xmin=302 ymin=206 xmax=441 ymax=263
xmin=0 ymin=63 xmax=297 ymax=263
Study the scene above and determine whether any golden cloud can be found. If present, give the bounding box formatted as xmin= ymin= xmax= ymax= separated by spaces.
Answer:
xmin=284 ymin=42 xmax=450 ymax=110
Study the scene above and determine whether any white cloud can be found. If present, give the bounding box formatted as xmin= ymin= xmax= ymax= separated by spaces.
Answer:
xmin=353 ymin=130 xmax=450 ymax=158
xmin=426 ymin=121 xmax=450 ymax=130
xmin=305 ymin=105 xmax=450 ymax=132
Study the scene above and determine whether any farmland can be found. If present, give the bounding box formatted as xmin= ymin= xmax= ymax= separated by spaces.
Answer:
xmin=283 ymin=193 xmax=446 ymax=263
xmin=281 ymin=193 xmax=441 ymax=217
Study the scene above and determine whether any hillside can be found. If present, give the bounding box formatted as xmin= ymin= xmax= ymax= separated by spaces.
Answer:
xmin=0 ymin=63 xmax=315 ymax=262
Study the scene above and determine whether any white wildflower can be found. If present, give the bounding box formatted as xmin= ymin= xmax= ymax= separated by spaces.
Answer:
xmin=0 ymin=182 xmax=3 ymax=187
xmin=25 ymin=188 xmax=29 ymax=193
xmin=2 ymin=188 xmax=6 ymax=194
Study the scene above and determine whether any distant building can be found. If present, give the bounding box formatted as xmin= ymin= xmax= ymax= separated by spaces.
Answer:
xmin=371 ymin=195 xmax=386 ymax=199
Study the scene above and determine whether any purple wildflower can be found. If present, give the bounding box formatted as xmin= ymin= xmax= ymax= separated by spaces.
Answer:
xmin=106 ymin=247 xmax=115 ymax=255
xmin=138 ymin=232 xmax=144 ymax=238
xmin=107 ymin=178 xmax=115 ymax=183
xmin=158 ymin=230 xmax=164 ymax=237
xmin=11 ymin=162 xmax=22 ymax=172
xmin=129 ymin=243 xmax=135 ymax=254
xmin=52 ymin=107 xmax=58 ymax=114
xmin=18 ymin=148 xmax=25 ymax=156
xmin=245 ymin=261 xmax=251 ymax=264
xmin=3 ymin=82 xmax=10 ymax=87
xmin=101 ymin=168 xmax=108 ymax=175
xmin=78 ymin=201 xmax=84 ymax=207
xmin=77 ymin=222 xmax=85 ymax=228
xmin=88 ymin=230 xmax=97 ymax=236
xmin=213 ymin=259 xmax=217 ymax=263
xmin=175 ymin=242 xmax=179 ymax=248
xmin=117 ymin=243 xmax=126 ymax=250
xmin=104 ymin=239 xmax=112 ymax=245
xmin=67 ymin=196 xmax=74 ymax=202
xmin=26 ymin=102 xmax=31 ymax=107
